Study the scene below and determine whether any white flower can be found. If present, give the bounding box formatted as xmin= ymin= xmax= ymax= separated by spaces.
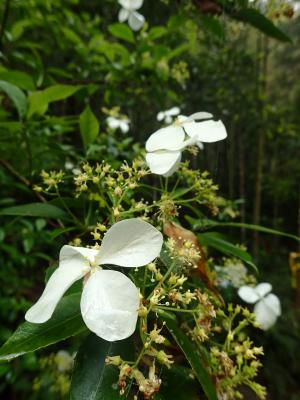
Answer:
xmin=25 ymin=219 xmax=163 ymax=341
xmin=107 ymin=116 xmax=130 ymax=133
xmin=238 ymin=283 xmax=281 ymax=330
xmin=118 ymin=0 xmax=145 ymax=31
xmin=145 ymin=112 xmax=227 ymax=176
xmin=157 ymin=107 xmax=180 ymax=124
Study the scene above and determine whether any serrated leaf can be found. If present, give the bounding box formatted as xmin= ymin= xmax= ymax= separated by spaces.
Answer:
xmin=28 ymin=84 xmax=81 ymax=117
xmin=0 ymin=80 xmax=27 ymax=118
xmin=0 ymin=203 xmax=69 ymax=220
xmin=108 ymin=23 xmax=135 ymax=43
xmin=70 ymin=334 xmax=134 ymax=400
xmin=79 ymin=105 xmax=99 ymax=149
xmin=235 ymin=8 xmax=291 ymax=42
xmin=159 ymin=310 xmax=217 ymax=400
xmin=0 ymin=294 xmax=86 ymax=361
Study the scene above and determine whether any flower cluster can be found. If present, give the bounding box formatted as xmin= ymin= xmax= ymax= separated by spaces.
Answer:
xmin=210 ymin=305 xmax=267 ymax=400
xmin=145 ymin=111 xmax=227 ymax=176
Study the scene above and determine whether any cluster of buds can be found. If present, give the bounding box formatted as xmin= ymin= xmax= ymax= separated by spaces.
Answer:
xmin=73 ymin=162 xmax=111 ymax=193
xmin=158 ymin=194 xmax=178 ymax=220
xmin=178 ymin=163 xmax=219 ymax=214
xmin=171 ymin=60 xmax=190 ymax=87
xmin=38 ymin=170 xmax=64 ymax=191
xmin=147 ymin=262 xmax=163 ymax=282
xmin=188 ymin=290 xmax=216 ymax=342
xmin=90 ymin=222 xmax=107 ymax=242
xmin=210 ymin=305 xmax=266 ymax=400
xmin=105 ymin=357 xmax=162 ymax=399
xmin=166 ymin=238 xmax=201 ymax=269
xmin=73 ymin=160 xmax=149 ymax=219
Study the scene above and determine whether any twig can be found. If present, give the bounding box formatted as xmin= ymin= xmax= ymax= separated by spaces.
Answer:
xmin=0 ymin=0 xmax=10 ymax=51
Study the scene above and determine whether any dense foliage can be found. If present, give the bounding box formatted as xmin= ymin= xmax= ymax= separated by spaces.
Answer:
xmin=0 ymin=0 xmax=299 ymax=399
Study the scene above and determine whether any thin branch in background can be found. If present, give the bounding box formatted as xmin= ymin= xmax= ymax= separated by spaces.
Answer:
xmin=0 ymin=158 xmax=46 ymax=203
xmin=0 ymin=158 xmax=65 ymax=228
xmin=0 ymin=0 xmax=10 ymax=51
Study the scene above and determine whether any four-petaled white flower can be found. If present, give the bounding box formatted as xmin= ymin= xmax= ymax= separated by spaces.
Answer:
xmin=107 ymin=116 xmax=130 ymax=133
xmin=25 ymin=219 xmax=163 ymax=341
xmin=145 ymin=112 xmax=227 ymax=176
xmin=118 ymin=0 xmax=145 ymax=31
xmin=157 ymin=107 xmax=180 ymax=124
xmin=238 ymin=283 xmax=281 ymax=330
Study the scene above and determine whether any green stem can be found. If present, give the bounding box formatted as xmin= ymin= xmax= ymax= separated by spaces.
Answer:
xmin=155 ymin=305 xmax=199 ymax=314
xmin=55 ymin=189 xmax=83 ymax=227
xmin=147 ymin=260 xmax=176 ymax=300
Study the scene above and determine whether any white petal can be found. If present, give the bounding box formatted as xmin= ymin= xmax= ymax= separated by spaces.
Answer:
xmin=255 ymin=282 xmax=272 ymax=298
xmin=107 ymin=116 xmax=120 ymax=129
xmin=80 ymin=270 xmax=140 ymax=341
xmin=177 ymin=115 xmax=188 ymax=123
xmin=98 ymin=218 xmax=163 ymax=268
xmin=145 ymin=126 xmax=185 ymax=152
xmin=118 ymin=0 xmax=131 ymax=8
xmin=119 ymin=0 xmax=143 ymax=10
xmin=254 ymin=294 xmax=281 ymax=330
xmin=197 ymin=141 xmax=204 ymax=150
xmin=118 ymin=8 xmax=129 ymax=22
xmin=238 ymin=285 xmax=260 ymax=304
xmin=120 ymin=121 xmax=129 ymax=133
xmin=165 ymin=115 xmax=173 ymax=124
xmin=25 ymin=245 xmax=93 ymax=323
xmin=184 ymin=112 xmax=213 ymax=123
xmin=128 ymin=11 xmax=145 ymax=31
xmin=130 ymin=0 xmax=143 ymax=9
xmin=157 ymin=111 xmax=165 ymax=121
xmin=165 ymin=107 xmax=180 ymax=116
xmin=146 ymin=151 xmax=181 ymax=176
xmin=184 ymin=120 xmax=227 ymax=143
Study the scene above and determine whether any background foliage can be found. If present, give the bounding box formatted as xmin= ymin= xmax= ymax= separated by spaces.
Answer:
xmin=0 ymin=0 xmax=299 ymax=399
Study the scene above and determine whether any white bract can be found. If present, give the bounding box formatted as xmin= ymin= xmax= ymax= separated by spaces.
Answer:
xmin=107 ymin=116 xmax=130 ymax=133
xmin=238 ymin=283 xmax=281 ymax=330
xmin=25 ymin=218 xmax=163 ymax=341
xmin=145 ymin=112 xmax=227 ymax=176
xmin=157 ymin=107 xmax=180 ymax=124
xmin=118 ymin=0 xmax=145 ymax=31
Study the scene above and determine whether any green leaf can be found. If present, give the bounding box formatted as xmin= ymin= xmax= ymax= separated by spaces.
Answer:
xmin=156 ymin=366 xmax=199 ymax=400
xmin=202 ymin=15 xmax=225 ymax=39
xmin=185 ymin=215 xmax=219 ymax=231
xmin=70 ymin=334 xmax=134 ymax=400
xmin=159 ymin=310 xmax=217 ymax=400
xmin=0 ymin=294 xmax=86 ymax=361
xmin=27 ymin=84 xmax=81 ymax=117
xmin=148 ymin=26 xmax=168 ymax=40
xmin=198 ymin=232 xmax=257 ymax=270
xmin=0 ymin=69 xmax=35 ymax=91
xmin=79 ymin=106 xmax=100 ymax=149
xmin=186 ymin=216 xmax=300 ymax=241
xmin=108 ymin=23 xmax=135 ymax=44
xmin=235 ymin=8 xmax=291 ymax=42
xmin=0 ymin=203 xmax=69 ymax=220
xmin=0 ymin=80 xmax=27 ymax=118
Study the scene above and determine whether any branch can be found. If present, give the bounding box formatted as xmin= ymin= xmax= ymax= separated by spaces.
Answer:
xmin=0 ymin=0 xmax=10 ymax=51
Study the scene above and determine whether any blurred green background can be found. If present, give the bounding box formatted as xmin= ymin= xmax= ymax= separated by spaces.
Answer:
xmin=0 ymin=0 xmax=299 ymax=398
